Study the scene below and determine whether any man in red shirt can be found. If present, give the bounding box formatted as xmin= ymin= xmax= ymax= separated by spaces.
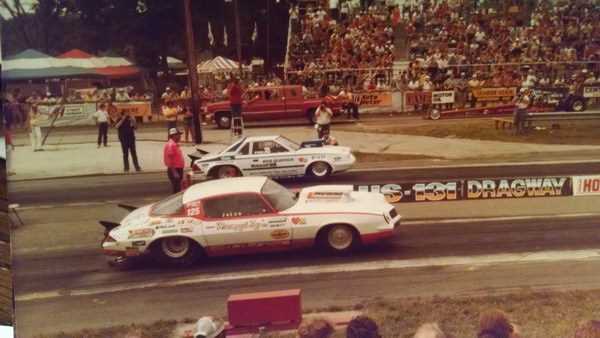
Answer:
xmin=227 ymin=77 xmax=243 ymax=136
xmin=164 ymin=127 xmax=185 ymax=193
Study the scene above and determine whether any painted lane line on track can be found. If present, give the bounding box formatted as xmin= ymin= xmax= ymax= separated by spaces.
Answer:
xmin=402 ymin=213 xmax=600 ymax=226
xmin=16 ymin=248 xmax=600 ymax=302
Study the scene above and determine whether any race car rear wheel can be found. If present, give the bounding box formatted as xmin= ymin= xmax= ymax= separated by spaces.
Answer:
xmin=320 ymin=224 xmax=359 ymax=254
xmin=570 ymin=99 xmax=585 ymax=112
xmin=308 ymin=161 xmax=331 ymax=178
xmin=215 ymin=112 xmax=232 ymax=129
xmin=215 ymin=165 xmax=240 ymax=179
xmin=151 ymin=237 xmax=200 ymax=267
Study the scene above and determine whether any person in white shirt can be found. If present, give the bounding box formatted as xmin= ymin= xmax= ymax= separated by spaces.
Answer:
xmin=115 ymin=90 xmax=131 ymax=102
xmin=93 ymin=103 xmax=111 ymax=147
xmin=314 ymin=100 xmax=333 ymax=140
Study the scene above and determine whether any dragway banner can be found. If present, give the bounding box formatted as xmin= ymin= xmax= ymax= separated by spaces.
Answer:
xmin=431 ymin=90 xmax=455 ymax=104
xmin=583 ymin=86 xmax=600 ymax=98
xmin=572 ymin=175 xmax=600 ymax=196
xmin=355 ymin=176 xmax=572 ymax=203
xmin=471 ymin=87 xmax=516 ymax=102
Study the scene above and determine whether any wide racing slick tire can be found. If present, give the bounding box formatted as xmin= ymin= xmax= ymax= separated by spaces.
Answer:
xmin=151 ymin=236 xmax=200 ymax=268
xmin=307 ymin=161 xmax=331 ymax=179
xmin=215 ymin=112 xmax=232 ymax=129
xmin=214 ymin=165 xmax=241 ymax=179
xmin=318 ymin=224 xmax=360 ymax=255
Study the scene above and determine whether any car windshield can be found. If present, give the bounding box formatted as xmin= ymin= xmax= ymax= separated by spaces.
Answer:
xmin=261 ymin=179 xmax=297 ymax=211
xmin=151 ymin=192 xmax=184 ymax=216
xmin=223 ymin=137 xmax=246 ymax=153
xmin=276 ymin=136 xmax=300 ymax=151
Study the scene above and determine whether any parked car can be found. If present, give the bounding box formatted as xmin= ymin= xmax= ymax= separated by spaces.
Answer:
xmin=205 ymin=85 xmax=347 ymax=128
xmin=101 ymin=177 xmax=401 ymax=267
xmin=186 ymin=135 xmax=355 ymax=183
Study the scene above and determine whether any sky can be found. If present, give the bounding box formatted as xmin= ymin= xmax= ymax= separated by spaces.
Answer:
xmin=0 ymin=0 xmax=35 ymax=19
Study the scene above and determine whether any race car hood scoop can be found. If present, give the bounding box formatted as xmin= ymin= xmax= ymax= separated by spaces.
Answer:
xmin=289 ymin=185 xmax=388 ymax=213
xmin=188 ymin=148 xmax=210 ymax=162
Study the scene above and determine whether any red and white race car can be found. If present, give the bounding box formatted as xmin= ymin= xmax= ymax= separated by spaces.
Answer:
xmin=101 ymin=177 xmax=401 ymax=267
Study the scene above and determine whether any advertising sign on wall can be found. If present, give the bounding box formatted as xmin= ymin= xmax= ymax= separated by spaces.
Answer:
xmin=431 ymin=91 xmax=455 ymax=104
xmin=37 ymin=103 xmax=97 ymax=127
xmin=572 ymin=175 xmax=600 ymax=196
xmin=113 ymin=102 xmax=152 ymax=117
xmin=353 ymin=92 xmax=392 ymax=107
xmin=583 ymin=86 xmax=600 ymax=98
xmin=404 ymin=91 xmax=432 ymax=106
xmin=355 ymin=176 xmax=572 ymax=203
xmin=471 ymin=87 xmax=517 ymax=102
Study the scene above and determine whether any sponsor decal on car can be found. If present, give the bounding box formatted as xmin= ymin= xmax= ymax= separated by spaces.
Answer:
xmin=291 ymin=217 xmax=306 ymax=225
xmin=131 ymin=241 xmax=146 ymax=246
xmin=181 ymin=227 xmax=194 ymax=233
xmin=307 ymin=191 xmax=344 ymax=200
xmin=270 ymin=229 xmax=291 ymax=240
xmin=216 ymin=220 xmax=267 ymax=232
xmin=161 ymin=229 xmax=179 ymax=235
xmin=128 ymin=228 xmax=155 ymax=239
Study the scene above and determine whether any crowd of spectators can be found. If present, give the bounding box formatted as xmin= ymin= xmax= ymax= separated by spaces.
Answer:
xmin=288 ymin=1 xmax=395 ymax=73
xmin=296 ymin=310 xmax=600 ymax=338
xmin=396 ymin=0 xmax=600 ymax=92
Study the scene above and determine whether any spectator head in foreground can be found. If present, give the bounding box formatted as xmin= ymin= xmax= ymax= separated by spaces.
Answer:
xmin=346 ymin=315 xmax=381 ymax=338
xmin=297 ymin=318 xmax=335 ymax=338
xmin=193 ymin=316 xmax=225 ymax=338
xmin=477 ymin=309 xmax=520 ymax=338
xmin=414 ymin=322 xmax=450 ymax=338
xmin=573 ymin=320 xmax=600 ymax=338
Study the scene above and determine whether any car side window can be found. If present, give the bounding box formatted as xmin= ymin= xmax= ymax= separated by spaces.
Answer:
xmin=238 ymin=142 xmax=250 ymax=155
xmin=252 ymin=141 xmax=288 ymax=154
xmin=203 ymin=194 xmax=270 ymax=219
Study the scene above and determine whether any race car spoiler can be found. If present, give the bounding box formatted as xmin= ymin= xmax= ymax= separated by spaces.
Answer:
xmin=188 ymin=148 xmax=210 ymax=163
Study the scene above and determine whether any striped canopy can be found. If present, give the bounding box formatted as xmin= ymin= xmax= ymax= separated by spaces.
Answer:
xmin=3 ymin=49 xmax=99 ymax=80
xmin=197 ymin=56 xmax=241 ymax=73
xmin=57 ymin=49 xmax=141 ymax=79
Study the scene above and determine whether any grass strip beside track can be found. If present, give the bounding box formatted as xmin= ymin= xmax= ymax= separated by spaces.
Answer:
xmin=339 ymin=120 xmax=600 ymax=145
xmin=37 ymin=289 xmax=600 ymax=338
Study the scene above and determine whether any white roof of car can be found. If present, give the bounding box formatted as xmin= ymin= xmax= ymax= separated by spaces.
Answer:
xmin=183 ymin=176 xmax=268 ymax=202
xmin=241 ymin=135 xmax=281 ymax=142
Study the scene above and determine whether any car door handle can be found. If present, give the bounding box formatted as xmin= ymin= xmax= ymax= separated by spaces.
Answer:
xmin=253 ymin=159 xmax=259 ymax=162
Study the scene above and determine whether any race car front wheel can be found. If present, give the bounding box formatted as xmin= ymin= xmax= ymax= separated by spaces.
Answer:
xmin=308 ymin=161 xmax=331 ymax=178
xmin=215 ymin=165 xmax=240 ymax=179
xmin=151 ymin=237 xmax=200 ymax=267
xmin=570 ymin=99 xmax=586 ymax=112
xmin=320 ymin=224 xmax=359 ymax=254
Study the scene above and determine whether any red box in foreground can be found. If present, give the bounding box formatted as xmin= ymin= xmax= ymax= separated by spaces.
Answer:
xmin=227 ymin=289 xmax=302 ymax=328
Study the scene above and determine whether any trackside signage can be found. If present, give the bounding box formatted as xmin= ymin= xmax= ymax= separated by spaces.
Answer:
xmin=572 ymin=175 xmax=600 ymax=196
xmin=355 ymin=176 xmax=572 ymax=203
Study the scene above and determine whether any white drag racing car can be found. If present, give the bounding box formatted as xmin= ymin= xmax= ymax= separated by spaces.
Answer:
xmin=187 ymin=135 xmax=355 ymax=182
xmin=101 ymin=177 xmax=401 ymax=267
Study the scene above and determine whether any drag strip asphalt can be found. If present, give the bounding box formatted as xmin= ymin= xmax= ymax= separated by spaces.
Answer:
xmin=9 ymin=160 xmax=600 ymax=206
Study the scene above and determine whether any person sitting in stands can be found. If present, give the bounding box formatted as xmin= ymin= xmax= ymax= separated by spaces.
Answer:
xmin=346 ymin=316 xmax=381 ymax=338
xmin=115 ymin=89 xmax=131 ymax=102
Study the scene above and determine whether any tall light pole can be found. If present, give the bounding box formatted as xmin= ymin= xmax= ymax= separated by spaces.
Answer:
xmin=233 ymin=0 xmax=243 ymax=76
xmin=183 ymin=0 xmax=202 ymax=144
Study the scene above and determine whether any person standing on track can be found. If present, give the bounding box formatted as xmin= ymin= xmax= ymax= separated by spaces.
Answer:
xmin=227 ymin=77 xmax=243 ymax=136
xmin=93 ymin=103 xmax=110 ymax=148
xmin=164 ymin=127 xmax=185 ymax=193
xmin=115 ymin=110 xmax=141 ymax=172
xmin=315 ymin=100 xmax=333 ymax=140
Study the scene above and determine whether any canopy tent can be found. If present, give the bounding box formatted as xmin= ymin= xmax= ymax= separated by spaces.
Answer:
xmin=197 ymin=56 xmax=245 ymax=73
xmin=2 ymin=49 xmax=99 ymax=81
xmin=57 ymin=49 xmax=141 ymax=79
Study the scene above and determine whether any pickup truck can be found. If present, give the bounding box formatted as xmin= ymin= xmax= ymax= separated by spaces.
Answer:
xmin=205 ymin=85 xmax=347 ymax=128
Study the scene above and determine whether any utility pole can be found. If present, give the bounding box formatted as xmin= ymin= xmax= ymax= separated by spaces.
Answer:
xmin=233 ymin=0 xmax=243 ymax=76
xmin=266 ymin=0 xmax=270 ymax=74
xmin=183 ymin=0 xmax=203 ymax=144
